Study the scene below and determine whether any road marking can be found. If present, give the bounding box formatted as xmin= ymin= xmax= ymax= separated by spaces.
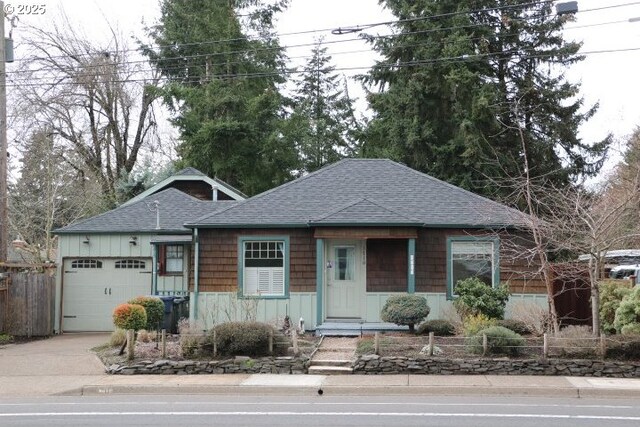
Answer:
xmin=0 ymin=402 xmax=634 ymax=409
xmin=0 ymin=411 xmax=639 ymax=420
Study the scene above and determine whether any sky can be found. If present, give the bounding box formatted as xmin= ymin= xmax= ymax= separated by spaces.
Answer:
xmin=5 ymin=0 xmax=640 ymax=180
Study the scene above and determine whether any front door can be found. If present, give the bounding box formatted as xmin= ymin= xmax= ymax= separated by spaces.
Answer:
xmin=326 ymin=240 xmax=365 ymax=319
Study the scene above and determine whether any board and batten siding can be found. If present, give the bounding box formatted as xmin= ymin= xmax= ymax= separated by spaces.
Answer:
xmin=194 ymin=228 xmax=316 ymax=293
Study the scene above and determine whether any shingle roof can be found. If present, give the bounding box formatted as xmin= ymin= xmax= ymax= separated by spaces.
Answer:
xmin=188 ymin=159 xmax=527 ymax=228
xmin=174 ymin=167 xmax=206 ymax=177
xmin=55 ymin=187 xmax=237 ymax=234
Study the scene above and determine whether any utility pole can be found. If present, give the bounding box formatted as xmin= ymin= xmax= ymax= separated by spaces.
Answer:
xmin=0 ymin=1 xmax=7 ymax=265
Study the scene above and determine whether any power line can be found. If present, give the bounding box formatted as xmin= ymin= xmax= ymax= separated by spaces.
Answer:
xmin=7 ymin=45 xmax=639 ymax=89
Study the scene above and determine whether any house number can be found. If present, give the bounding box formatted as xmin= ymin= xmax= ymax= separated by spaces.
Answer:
xmin=410 ymin=255 xmax=415 ymax=275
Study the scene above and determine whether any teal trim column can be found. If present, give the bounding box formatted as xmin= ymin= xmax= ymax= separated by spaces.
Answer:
xmin=193 ymin=228 xmax=200 ymax=321
xmin=151 ymin=243 xmax=158 ymax=295
xmin=407 ymin=238 xmax=416 ymax=293
xmin=316 ymin=239 xmax=324 ymax=326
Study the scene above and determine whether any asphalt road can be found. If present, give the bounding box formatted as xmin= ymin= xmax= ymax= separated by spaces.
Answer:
xmin=1 ymin=395 xmax=639 ymax=427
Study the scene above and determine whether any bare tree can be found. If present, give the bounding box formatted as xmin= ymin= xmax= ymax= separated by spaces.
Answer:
xmin=10 ymin=14 xmax=161 ymax=207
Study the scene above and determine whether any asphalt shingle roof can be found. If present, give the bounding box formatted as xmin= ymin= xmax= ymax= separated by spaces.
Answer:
xmin=174 ymin=167 xmax=206 ymax=177
xmin=55 ymin=187 xmax=237 ymax=234
xmin=188 ymin=159 xmax=527 ymax=228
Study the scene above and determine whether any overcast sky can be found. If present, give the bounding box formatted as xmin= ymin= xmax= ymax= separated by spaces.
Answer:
xmin=6 ymin=0 xmax=640 ymax=179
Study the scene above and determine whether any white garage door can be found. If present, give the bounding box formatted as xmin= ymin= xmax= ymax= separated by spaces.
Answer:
xmin=62 ymin=258 xmax=153 ymax=332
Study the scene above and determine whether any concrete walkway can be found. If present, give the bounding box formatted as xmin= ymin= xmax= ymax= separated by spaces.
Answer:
xmin=2 ymin=333 xmax=640 ymax=398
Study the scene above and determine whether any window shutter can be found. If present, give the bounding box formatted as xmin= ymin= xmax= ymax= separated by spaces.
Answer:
xmin=272 ymin=268 xmax=284 ymax=295
xmin=245 ymin=268 xmax=258 ymax=295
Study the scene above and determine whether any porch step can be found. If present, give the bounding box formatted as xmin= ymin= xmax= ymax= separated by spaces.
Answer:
xmin=310 ymin=359 xmax=352 ymax=368
xmin=308 ymin=366 xmax=353 ymax=375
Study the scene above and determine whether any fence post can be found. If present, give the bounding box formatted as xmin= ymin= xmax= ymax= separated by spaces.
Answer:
xmin=127 ymin=329 xmax=135 ymax=361
xmin=600 ymin=335 xmax=607 ymax=359
xmin=161 ymin=329 xmax=167 ymax=359
xmin=268 ymin=328 xmax=274 ymax=355
xmin=292 ymin=328 xmax=299 ymax=356
xmin=374 ymin=332 xmax=380 ymax=355
xmin=543 ymin=333 xmax=549 ymax=359
xmin=213 ymin=329 xmax=217 ymax=357
xmin=428 ymin=332 xmax=434 ymax=356
xmin=482 ymin=333 xmax=488 ymax=356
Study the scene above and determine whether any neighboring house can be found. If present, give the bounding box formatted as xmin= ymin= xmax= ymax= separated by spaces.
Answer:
xmin=186 ymin=159 xmax=547 ymax=332
xmin=53 ymin=168 xmax=245 ymax=333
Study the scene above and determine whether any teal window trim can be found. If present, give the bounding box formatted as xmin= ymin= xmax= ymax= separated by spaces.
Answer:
xmin=237 ymin=235 xmax=290 ymax=299
xmin=446 ymin=236 xmax=500 ymax=300
xmin=316 ymin=239 xmax=324 ymax=326
xmin=407 ymin=238 xmax=416 ymax=293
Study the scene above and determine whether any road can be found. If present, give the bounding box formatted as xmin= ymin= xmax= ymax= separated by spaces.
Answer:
xmin=0 ymin=395 xmax=639 ymax=426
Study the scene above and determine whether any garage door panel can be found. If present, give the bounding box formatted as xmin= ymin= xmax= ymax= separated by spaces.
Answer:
xmin=63 ymin=258 xmax=152 ymax=332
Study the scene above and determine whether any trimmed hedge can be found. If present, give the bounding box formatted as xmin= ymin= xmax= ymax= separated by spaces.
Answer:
xmin=453 ymin=277 xmax=510 ymax=319
xmin=381 ymin=294 xmax=430 ymax=333
xmin=417 ymin=319 xmax=455 ymax=336
xmin=468 ymin=326 xmax=525 ymax=356
xmin=112 ymin=303 xmax=147 ymax=331
xmin=128 ymin=296 xmax=165 ymax=331
xmin=496 ymin=319 xmax=530 ymax=335
xmin=210 ymin=321 xmax=275 ymax=357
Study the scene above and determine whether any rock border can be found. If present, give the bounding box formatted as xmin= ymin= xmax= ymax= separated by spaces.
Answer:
xmin=353 ymin=355 xmax=640 ymax=377
xmin=107 ymin=356 xmax=310 ymax=375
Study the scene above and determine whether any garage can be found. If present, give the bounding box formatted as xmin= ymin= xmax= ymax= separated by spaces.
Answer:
xmin=62 ymin=258 xmax=152 ymax=332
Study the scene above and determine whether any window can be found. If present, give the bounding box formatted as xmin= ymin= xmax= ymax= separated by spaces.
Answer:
xmin=158 ymin=245 xmax=184 ymax=275
xmin=239 ymin=238 xmax=289 ymax=297
xmin=447 ymin=238 xmax=499 ymax=298
xmin=71 ymin=259 xmax=102 ymax=269
xmin=115 ymin=259 xmax=146 ymax=269
xmin=334 ymin=247 xmax=355 ymax=281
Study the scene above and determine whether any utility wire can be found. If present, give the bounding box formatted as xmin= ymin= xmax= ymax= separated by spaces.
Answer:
xmin=7 ymin=45 xmax=639 ymax=89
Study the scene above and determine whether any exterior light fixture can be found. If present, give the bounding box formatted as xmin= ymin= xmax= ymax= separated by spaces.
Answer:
xmin=82 ymin=236 xmax=90 ymax=244
xmin=129 ymin=236 xmax=138 ymax=246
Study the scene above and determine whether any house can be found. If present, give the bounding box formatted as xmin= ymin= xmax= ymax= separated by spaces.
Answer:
xmin=53 ymin=168 xmax=245 ymax=333
xmin=186 ymin=159 xmax=547 ymax=332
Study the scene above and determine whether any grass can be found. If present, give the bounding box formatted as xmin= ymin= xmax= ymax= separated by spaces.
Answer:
xmin=0 ymin=334 xmax=13 ymax=345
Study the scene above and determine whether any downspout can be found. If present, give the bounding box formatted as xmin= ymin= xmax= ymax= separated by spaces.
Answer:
xmin=193 ymin=228 xmax=200 ymax=322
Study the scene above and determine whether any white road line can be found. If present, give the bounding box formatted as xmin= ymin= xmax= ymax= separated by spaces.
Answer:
xmin=0 ymin=412 xmax=639 ymax=420
xmin=0 ymin=402 xmax=633 ymax=409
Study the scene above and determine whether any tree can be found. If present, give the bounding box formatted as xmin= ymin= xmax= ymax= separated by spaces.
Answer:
xmin=362 ymin=0 xmax=610 ymax=197
xmin=11 ymin=14 xmax=161 ymax=208
xmin=144 ymin=0 xmax=298 ymax=195
xmin=8 ymin=129 xmax=102 ymax=264
xmin=287 ymin=39 xmax=361 ymax=174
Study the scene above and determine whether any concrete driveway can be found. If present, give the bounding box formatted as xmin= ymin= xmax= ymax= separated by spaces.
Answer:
xmin=0 ymin=333 xmax=109 ymax=396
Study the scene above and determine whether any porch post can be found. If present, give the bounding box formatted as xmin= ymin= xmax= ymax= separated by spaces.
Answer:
xmin=316 ymin=238 xmax=324 ymax=327
xmin=407 ymin=238 xmax=416 ymax=293
xmin=151 ymin=243 xmax=158 ymax=295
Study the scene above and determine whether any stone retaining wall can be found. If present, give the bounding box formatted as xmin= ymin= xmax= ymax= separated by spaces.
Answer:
xmin=108 ymin=356 xmax=309 ymax=375
xmin=353 ymin=355 xmax=640 ymax=378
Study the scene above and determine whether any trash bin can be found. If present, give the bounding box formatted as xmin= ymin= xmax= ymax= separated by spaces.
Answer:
xmin=157 ymin=296 xmax=176 ymax=333
xmin=172 ymin=296 xmax=190 ymax=333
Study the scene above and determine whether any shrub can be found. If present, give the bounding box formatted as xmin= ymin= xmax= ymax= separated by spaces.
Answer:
xmin=468 ymin=326 xmax=524 ymax=356
xmin=606 ymin=337 xmax=640 ymax=360
xmin=112 ymin=303 xmax=147 ymax=331
xmin=109 ymin=328 xmax=127 ymax=347
xmin=380 ymin=294 xmax=430 ymax=333
xmin=0 ymin=333 xmax=13 ymax=345
xmin=614 ymin=286 xmax=640 ymax=334
xmin=550 ymin=325 xmax=597 ymax=358
xmin=128 ymin=296 xmax=165 ymax=331
xmin=496 ymin=319 xmax=530 ymax=335
xmin=417 ymin=319 xmax=455 ymax=336
xmin=463 ymin=313 xmax=497 ymax=337
xmin=210 ymin=321 xmax=274 ymax=357
xmin=621 ymin=323 xmax=640 ymax=336
xmin=453 ymin=278 xmax=510 ymax=320
xmin=178 ymin=319 xmax=205 ymax=358
xmin=509 ymin=301 xmax=551 ymax=336
xmin=599 ymin=280 xmax=632 ymax=334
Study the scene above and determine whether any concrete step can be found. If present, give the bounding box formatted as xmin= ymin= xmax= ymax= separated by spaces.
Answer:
xmin=308 ymin=365 xmax=353 ymax=375
xmin=309 ymin=359 xmax=352 ymax=368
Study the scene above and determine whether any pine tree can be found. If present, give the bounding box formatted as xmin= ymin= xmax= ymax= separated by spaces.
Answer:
xmin=144 ymin=0 xmax=297 ymax=195
xmin=363 ymin=0 xmax=610 ymax=196
xmin=288 ymin=40 xmax=361 ymax=173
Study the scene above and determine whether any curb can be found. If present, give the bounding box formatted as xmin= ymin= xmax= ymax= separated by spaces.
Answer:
xmin=79 ymin=384 xmax=640 ymax=398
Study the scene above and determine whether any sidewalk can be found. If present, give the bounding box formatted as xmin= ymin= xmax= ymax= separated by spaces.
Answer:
xmin=74 ymin=374 xmax=640 ymax=399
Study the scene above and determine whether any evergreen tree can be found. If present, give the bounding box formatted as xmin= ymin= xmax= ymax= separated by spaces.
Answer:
xmin=144 ymin=0 xmax=297 ymax=195
xmin=288 ymin=39 xmax=361 ymax=173
xmin=363 ymin=0 xmax=610 ymax=196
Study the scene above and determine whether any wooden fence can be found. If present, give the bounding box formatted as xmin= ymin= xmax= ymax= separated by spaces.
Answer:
xmin=0 ymin=273 xmax=55 ymax=337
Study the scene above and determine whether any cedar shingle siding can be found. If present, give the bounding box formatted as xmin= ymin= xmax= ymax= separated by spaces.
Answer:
xmin=195 ymin=227 xmax=544 ymax=295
